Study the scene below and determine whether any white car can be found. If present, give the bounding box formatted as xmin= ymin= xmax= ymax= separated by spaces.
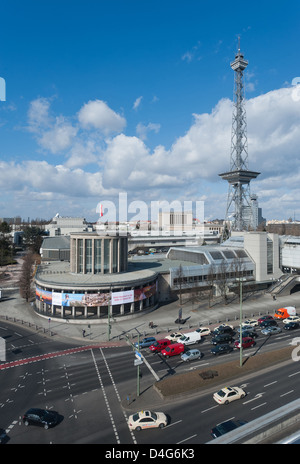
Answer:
xmin=165 ymin=332 xmax=182 ymax=342
xmin=242 ymin=319 xmax=258 ymax=327
xmin=213 ymin=386 xmax=246 ymax=405
xmin=196 ymin=327 xmax=211 ymax=336
xmin=283 ymin=315 xmax=300 ymax=324
xmin=127 ymin=410 xmax=168 ymax=431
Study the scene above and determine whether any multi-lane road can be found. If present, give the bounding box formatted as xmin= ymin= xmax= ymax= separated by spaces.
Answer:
xmin=0 ymin=319 xmax=299 ymax=444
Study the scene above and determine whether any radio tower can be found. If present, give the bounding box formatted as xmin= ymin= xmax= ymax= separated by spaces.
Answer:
xmin=219 ymin=38 xmax=260 ymax=235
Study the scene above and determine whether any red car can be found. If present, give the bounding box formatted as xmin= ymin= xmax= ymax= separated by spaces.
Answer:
xmin=257 ymin=315 xmax=273 ymax=324
xmin=234 ymin=337 xmax=256 ymax=349
xmin=149 ymin=338 xmax=171 ymax=353
xmin=161 ymin=343 xmax=185 ymax=358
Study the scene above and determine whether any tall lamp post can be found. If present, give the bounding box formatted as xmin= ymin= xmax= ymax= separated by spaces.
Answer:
xmin=237 ymin=278 xmax=246 ymax=367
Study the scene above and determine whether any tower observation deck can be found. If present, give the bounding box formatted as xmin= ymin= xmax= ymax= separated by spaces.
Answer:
xmin=219 ymin=39 xmax=260 ymax=233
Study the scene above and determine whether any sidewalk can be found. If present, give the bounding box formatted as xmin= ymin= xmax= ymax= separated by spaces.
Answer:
xmin=0 ymin=288 xmax=299 ymax=346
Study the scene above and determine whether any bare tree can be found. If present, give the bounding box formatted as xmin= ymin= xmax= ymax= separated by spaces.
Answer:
xmin=19 ymin=252 xmax=35 ymax=302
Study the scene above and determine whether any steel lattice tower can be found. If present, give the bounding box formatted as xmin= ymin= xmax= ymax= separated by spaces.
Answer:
xmin=219 ymin=39 xmax=260 ymax=234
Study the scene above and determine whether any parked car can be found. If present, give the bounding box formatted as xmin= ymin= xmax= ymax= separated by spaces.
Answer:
xmin=213 ymin=386 xmax=246 ymax=405
xmin=211 ymin=419 xmax=248 ymax=438
xmin=259 ymin=319 xmax=278 ymax=328
xmin=23 ymin=408 xmax=59 ymax=429
xmin=284 ymin=321 xmax=300 ymax=331
xmin=161 ymin=343 xmax=185 ymax=358
xmin=165 ymin=332 xmax=182 ymax=342
xmin=211 ymin=334 xmax=234 ymax=345
xmin=234 ymin=337 xmax=256 ymax=349
xmin=134 ymin=337 xmax=156 ymax=349
xmin=127 ymin=410 xmax=168 ymax=431
xmin=211 ymin=344 xmax=233 ymax=355
xmin=196 ymin=327 xmax=211 ymax=336
xmin=261 ymin=326 xmax=281 ymax=336
xmin=181 ymin=349 xmax=202 ymax=362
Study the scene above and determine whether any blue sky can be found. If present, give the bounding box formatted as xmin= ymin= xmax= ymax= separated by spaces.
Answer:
xmin=1 ymin=0 xmax=300 ymax=223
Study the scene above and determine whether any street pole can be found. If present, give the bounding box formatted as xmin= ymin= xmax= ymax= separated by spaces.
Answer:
xmin=239 ymin=279 xmax=243 ymax=367
xmin=108 ymin=286 xmax=111 ymax=341
xmin=137 ymin=333 xmax=140 ymax=397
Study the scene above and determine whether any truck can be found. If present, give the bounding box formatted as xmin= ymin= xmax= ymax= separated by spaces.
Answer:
xmin=274 ymin=306 xmax=296 ymax=320
xmin=178 ymin=331 xmax=201 ymax=346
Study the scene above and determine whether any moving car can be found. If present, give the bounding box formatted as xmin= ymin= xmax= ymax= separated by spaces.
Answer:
xmin=212 ymin=325 xmax=234 ymax=336
xmin=134 ymin=337 xmax=156 ymax=349
xmin=261 ymin=326 xmax=281 ymax=335
xmin=161 ymin=343 xmax=184 ymax=358
xmin=181 ymin=349 xmax=202 ymax=362
xmin=165 ymin=332 xmax=182 ymax=342
xmin=23 ymin=408 xmax=59 ymax=429
xmin=234 ymin=337 xmax=255 ymax=349
xmin=213 ymin=386 xmax=246 ymax=405
xmin=149 ymin=338 xmax=171 ymax=353
xmin=242 ymin=319 xmax=258 ymax=327
xmin=127 ymin=410 xmax=167 ymax=431
xmin=257 ymin=315 xmax=274 ymax=324
xmin=211 ymin=334 xmax=234 ymax=345
xmin=259 ymin=319 xmax=278 ymax=328
xmin=211 ymin=419 xmax=248 ymax=438
xmin=211 ymin=344 xmax=233 ymax=355
xmin=179 ymin=331 xmax=201 ymax=345
xmin=240 ymin=329 xmax=258 ymax=339
xmin=284 ymin=321 xmax=300 ymax=331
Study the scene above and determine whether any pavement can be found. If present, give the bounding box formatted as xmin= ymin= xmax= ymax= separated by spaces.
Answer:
xmin=1 ymin=286 xmax=299 ymax=347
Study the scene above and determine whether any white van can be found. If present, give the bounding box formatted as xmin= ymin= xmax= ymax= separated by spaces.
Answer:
xmin=179 ymin=331 xmax=201 ymax=346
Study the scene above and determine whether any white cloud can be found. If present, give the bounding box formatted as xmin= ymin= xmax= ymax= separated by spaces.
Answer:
xmin=78 ymin=99 xmax=126 ymax=134
xmin=136 ymin=122 xmax=161 ymax=140
xmin=133 ymin=96 xmax=143 ymax=110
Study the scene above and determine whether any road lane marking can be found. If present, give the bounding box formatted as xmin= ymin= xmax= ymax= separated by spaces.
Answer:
xmin=264 ymin=381 xmax=277 ymax=387
xmin=280 ymin=390 xmax=294 ymax=397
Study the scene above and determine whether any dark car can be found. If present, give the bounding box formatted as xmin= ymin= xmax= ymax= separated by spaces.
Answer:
xmin=211 ymin=344 xmax=233 ymax=355
xmin=211 ymin=419 xmax=248 ymax=438
xmin=284 ymin=321 xmax=300 ymax=331
xmin=259 ymin=319 xmax=277 ymax=328
xmin=241 ymin=329 xmax=258 ymax=339
xmin=257 ymin=315 xmax=274 ymax=324
xmin=23 ymin=408 xmax=59 ymax=429
xmin=211 ymin=333 xmax=234 ymax=345
xmin=212 ymin=325 xmax=235 ymax=336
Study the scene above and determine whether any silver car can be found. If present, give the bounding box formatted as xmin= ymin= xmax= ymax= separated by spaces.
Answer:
xmin=261 ymin=326 xmax=281 ymax=335
xmin=181 ymin=349 xmax=202 ymax=362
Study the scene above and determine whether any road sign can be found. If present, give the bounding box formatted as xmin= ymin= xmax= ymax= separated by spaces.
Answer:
xmin=134 ymin=358 xmax=143 ymax=366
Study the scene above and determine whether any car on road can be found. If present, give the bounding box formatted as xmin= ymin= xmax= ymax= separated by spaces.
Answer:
xmin=195 ymin=327 xmax=211 ymax=336
xmin=257 ymin=315 xmax=274 ymax=325
xmin=234 ymin=337 xmax=255 ymax=349
xmin=165 ymin=332 xmax=182 ymax=342
xmin=212 ymin=325 xmax=235 ymax=336
xmin=149 ymin=338 xmax=171 ymax=353
xmin=242 ymin=319 xmax=258 ymax=327
xmin=284 ymin=321 xmax=300 ymax=331
xmin=283 ymin=315 xmax=300 ymax=324
xmin=213 ymin=386 xmax=246 ymax=405
xmin=211 ymin=344 xmax=233 ymax=356
xmin=23 ymin=408 xmax=59 ymax=429
xmin=211 ymin=333 xmax=234 ymax=345
xmin=261 ymin=326 xmax=281 ymax=335
xmin=240 ymin=329 xmax=258 ymax=339
xmin=127 ymin=410 xmax=168 ymax=431
xmin=237 ymin=324 xmax=255 ymax=332
xmin=259 ymin=319 xmax=278 ymax=328
xmin=134 ymin=337 xmax=156 ymax=349
xmin=211 ymin=419 xmax=248 ymax=438
xmin=181 ymin=348 xmax=202 ymax=362
xmin=161 ymin=342 xmax=185 ymax=358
